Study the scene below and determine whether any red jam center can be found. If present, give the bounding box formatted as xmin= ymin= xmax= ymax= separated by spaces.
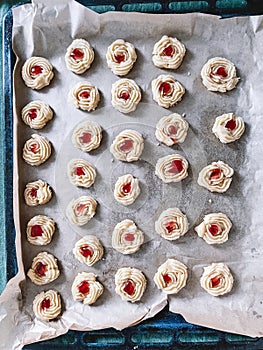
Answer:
xmin=31 ymin=65 xmax=43 ymax=76
xmin=122 ymin=182 xmax=131 ymax=194
xmin=80 ymin=132 xmax=92 ymax=144
xmin=114 ymin=53 xmax=125 ymax=63
xmin=30 ymin=143 xmax=38 ymax=154
xmin=80 ymin=91 xmax=90 ymax=99
xmin=80 ymin=245 xmax=93 ymax=258
xmin=78 ymin=281 xmax=90 ymax=294
xmin=74 ymin=167 xmax=85 ymax=176
xmin=165 ymin=221 xmax=177 ymax=233
xmin=163 ymin=273 xmax=172 ymax=285
xmin=162 ymin=45 xmax=174 ymax=57
xmin=209 ymin=168 xmax=221 ymax=180
xmin=31 ymin=225 xmax=43 ymax=237
xmin=120 ymin=91 xmax=130 ymax=100
xmin=168 ymin=125 xmax=177 ymax=135
xmin=77 ymin=204 xmax=86 ymax=213
xmin=211 ymin=276 xmax=221 ymax=288
xmin=214 ymin=66 xmax=227 ymax=78
xmin=225 ymin=119 xmax=236 ymax=131
xmin=124 ymin=233 xmax=135 ymax=242
xmin=159 ymin=82 xmax=171 ymax=95
xmin=28 ymin=109 xmax=38 ymax=120
xmin=35 ymin=262 xmax=47 ymax=276
xmin=120 ymin=139 xmax=133 ymax=153
xmin=41 ymin=298 xmax=51 ymax=310
xmin=123 ymin=280 xmax=135 ymax=296
xmin=30 ymin=187 xmax=38 ymax=198
xmin=70 ymin=48 xmax=84 ymax=61
xmin=168 ymin=159 xmax=183 ymax=174
xmin=208 ymin=224 xmax=219 ymax=236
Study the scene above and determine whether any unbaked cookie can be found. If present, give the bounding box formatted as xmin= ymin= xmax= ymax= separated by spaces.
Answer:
xmin=112 ymin=219 xmax=144 ymax=255
xmin=23 ymin=134 xmax=51 ymax=166
xmin=72 ymin=120 xmax=102 ymax=153
xmin=66 ymin=196 xmax=97 ymax=226
xmin=33 ymin=290 xmax=62 ymax=321
xmin=27 ymin=215 xmax=55 ymax=246
xmin=200 ymin=263 xmax=234 ymax=296
xmin=110 ymin=129 xmax=144 ymax=162
xmin=111 ymin=79 xmax=141 ymax=114
xmin=198 ymin=161 xmax=234 ymax=193
xmin=24 ymin=180 xmax=52 ymax=206
xmin=155 ymin=113 xmax=189 ymax=146
xmin=201 ymin=57 xmax=239 ymax=93
xmin=22 ymin=57 xmax=54 ymax=90
xmin=73 ymin=235 xmax=104 ymax=266
xmin=106 ymin=39 xmax=137 ymax=76
xmin=115 ymin=267 xmax=147 ymax=303
xmin=65 ymin=39 xmax=94 ymax=74
xmin=155 ymin=208 xmax=189 ymax=241
xmin=152 ymin=35 xmax=186 ymax=69
xmin=212 ymin=113 xmax=245 ymax=144
xmin=67 ymin=159 xmax=96 ymax=188
xmin=69 ymin=81 xmax=100 ymax=111
xmin=114 ymin=174 xmax=140 ymax=206
xmin=154 ymin=258 xmax=188 ymax=294
xmin=155 ymin=154 xmax=188 ymax=183
xmin=27 ymin=252 xmax=60 ymax=285
xmin=21 ymin=101 xmax=53 ymax=129
xmin=72 ymin=272 xmax=103 ymax=305
xmin=152 ymin=74 xmax=185 ymax=108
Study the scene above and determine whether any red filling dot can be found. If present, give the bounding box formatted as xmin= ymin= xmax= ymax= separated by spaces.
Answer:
xmin=74 ymin=167 xmax=85 ymax=176
xmin=70 ymin=48 xmax=84 ymax=61
xmin=35 ymin=262 xmax=47 ymax=276
xmin=28 ymin=109 xmax=38 ymax=120
xmin=80 ymin=91 xmax=90 ymax=99
xmin=114 ymin=54 xmax=125 ymax=63
xmin=168 ymin=159 xmax=183 ymax=174
xmin=225 ymin=119 xmax=236 ymax=131
xmin=31 ymin=225 xmax=43 ymax=237
xmin=208 ymin=224 xmax=219 ymax=236
xmin=80 ymin=132 xmax=92 ymax=144
xmin=78 ymin=280 xmax=90 ymax=294
xmin=80 ymin=245 xmax=93 ymax=258
xmin=124 ymin=233 xmax=135 ymax=242
xmin=163 ymin=273 xmax=172 ymax=285
xmin=159 ymin=82 xmax=171 ymax=95
xmin=122 ymin=182 xmax=131 ymax=194
xmin=211 ymin=276 xmax=221 ymax=288
xmin=30 ymin=143 xmax=38 ymax=154
xmin=162 ymin=45 xmax=174 ymax=57
xmin=120 ymin=91 xmax=130 ymax=101
xmin=168 ymin=125 xmax=177 ymax=135
xmin=214 ymin=66 xmax=228 ymax=78
xmin=30 ymin=188 xmax=38 ymax=198
xmin=41 ymin=298 xmax=51 ymax=310
xmin=209 ymin=168 xmax=221 ymax=180
xmin=165 ymin=221 xmax=177 ymax=233
xmin=119 ymin=139 xmax=133 ymax=153
xmin=123 ymin=280 xmax=135 ymax=296
xmin=31 ymin=65 xmax=43 ymax=76
xmin=77 ymin=204 xmax=86 ymax=213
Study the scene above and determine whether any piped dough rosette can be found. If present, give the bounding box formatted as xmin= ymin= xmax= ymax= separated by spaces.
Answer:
xmin=152 ymin=74 xmax=185 ymax=108
xmin=72 ymin=272 xmax=103 ymax=305
xmin=23 ymin=134 xmax=51 ymax=166
xmin=106 ymin=39 xmax=137 ymax=76
xmin=212 ymin=113 xmax=245 ymax=144
xmin=69 ymin=81 xmax=100 ymax=111
xmin=27 ymin=252 xmax=60 ymax=285
xmin=65 ymin=38 xmax=94 ymax=74
xmin=152 ymin=35 xmax=186 ymax=69
xmin=200 ymin=263 xmax=234 ymax=296
xmin=201 ymin=57 xmax=239 ymax=93
xmin=111 ymin=79 xmax=141 ymax=114
xmin=66 ymin=196 xmax=97 ymax=226
xmin=155 ymin=113 xmax=189 ymax=146
xmin=155 ymin=208 xmax=189 ymax=241
xmin=155 ymin=154 xmax=188 ymax=183
xmin=33 ymin=290 xmax=62 ymax=321
xmin=21 ymin=101 xmax=53 ymax=129
xmin=73 ymin=235 xmax=104 ymax=266
xmin=22 ymin=57 xmax=54 ymax=90
xmin=197 ymin=161 xmax=234 ymax=193
xmin=67 ymin=159 xmax=96 ymax=188
xmin=110 ymin=129 xmax=144 ymax=162
xmin=114 ymin=174 xmax=140 ymax=206
xmin=27 ymin=215 xmax=55 ymax=246
xmin=154 ymin=258 xmax=188 ymax=294
xmin=24 ymin=180 xmax=52 ymax=206
xmin=112 ymin=219 xmax=144 ymax=255
xmin=115 ymin=267 xmax=147 ymax=303
xmin=195 ymin=213 xmax=232 ymax=245
xmin=72 ymin=120 xmax=102 ymax=153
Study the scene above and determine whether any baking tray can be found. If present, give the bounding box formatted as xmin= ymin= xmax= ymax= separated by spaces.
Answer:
xmin=2 ymin=1 xmax=263 ymax=349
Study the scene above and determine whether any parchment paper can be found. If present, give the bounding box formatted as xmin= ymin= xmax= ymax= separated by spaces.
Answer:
xmin=0 ymin=0 xmax=263 ymax=348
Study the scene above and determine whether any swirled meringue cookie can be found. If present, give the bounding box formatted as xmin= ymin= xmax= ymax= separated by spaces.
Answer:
xmin=115 ymin=267 xmax=147 ymax=303
xmin=200 ymin=263 xmax=234 ymax=296
xmin=212 ymin=113 xmax=245 ymax=144
xmin=106 ymin=39 xmax=137 ymax=76
xmin=65 ymin=39 xmax=94 ymax=74
xmin=24 ymin=180 xmax=52 ymax=206
xmin=112 ymin=219 xmax=144 ymax=255
xmin=155 ymin=154 xmax=188 ymax=183
xmin=152 ymin=75 xmax=185 ymax=108
xmin=21 ymin=101 xmax=53 ymax=129
xmin=27 ymin=252 xmax=60 ymax=285
xmin=73 ymin=235 xmax=104 ymax=266
xmin=72 ymin=120 xmax=102 ymax=153
xmin=195 ymin=213 xmax=232 ymax=245
xmin=27 ymin=215 xmax=55 ymax=246
xmin=66 ymin=196 xmax=97 ymax=226
xmin=69 ymin=81 xmax=100 ymax=111
xmin=23 ymin=134 xmax=51 ymax=166
xmin=154 ymin=259 xmax=188 ymax=294
xmin=111 ymin=79 xmax=141 ymax=113
xmin=110 ymin=129 xmax=144 ymax=162
xmin=72 ymin=272 xmax=103 ymax=305
xmin=152 ymin=35 xmax=186 ymax=69
xmin=67 ymin=159 xmax=96 ymax=188
xmin=33 ymin=290 xmax=62 ymax=321
xmin=114 ymin=174 xmax=140 ymax=206
xmin=201 ymin=57 xmax=239 ymax=93
xmin=198 ymin=161 xmax=234 ymax=193
xmin=22 ymin=57 xmax=54 ymax=90
xmin=155 ymin=113 xmax=189 ymax=146
xmin=155 ymin=208 xmax=189 ymax=241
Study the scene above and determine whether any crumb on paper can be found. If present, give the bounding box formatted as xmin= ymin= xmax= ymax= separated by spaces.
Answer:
xmin=187 ymin=71 xmax=191 ymax=76
xmin=208 ymin=198 xmax=212 ymax=204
